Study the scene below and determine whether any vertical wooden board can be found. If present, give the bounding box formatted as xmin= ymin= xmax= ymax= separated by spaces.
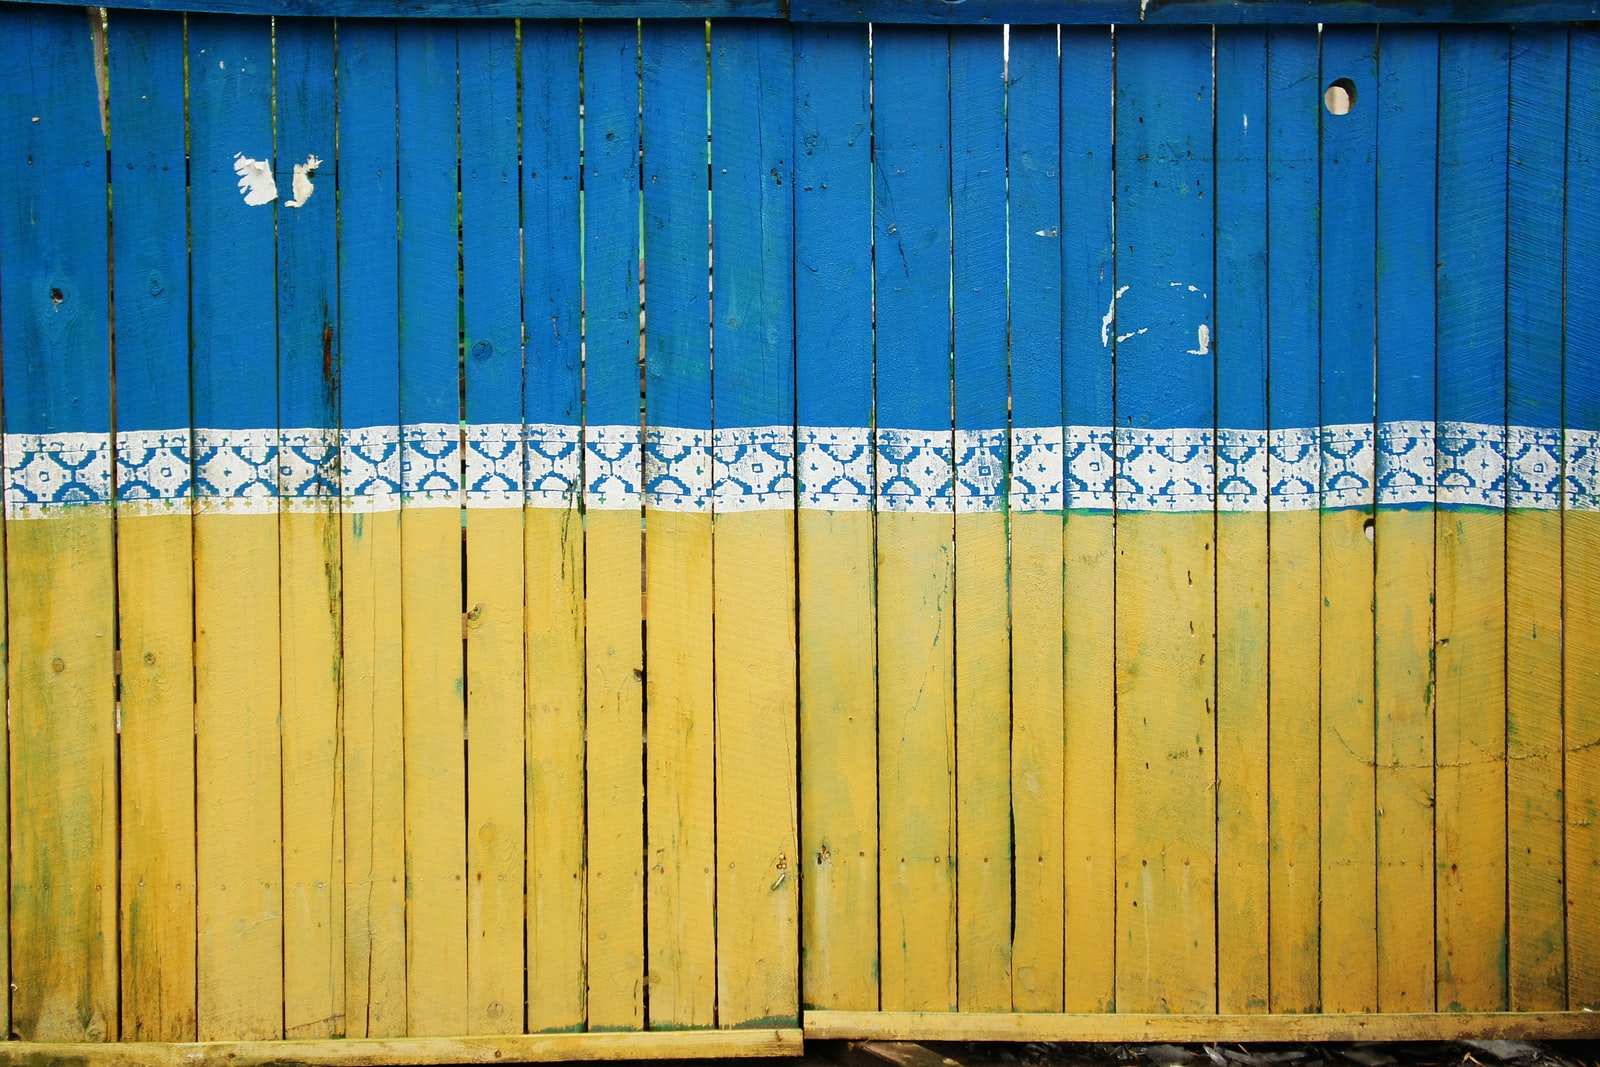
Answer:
xmin=1213 ymin=25 xmax=1269 ymax=1016
xmin=1504 ymin=23 xmax=1569 ymax=1013
xmin=0 ymin=9 xmax=117 ymax=1041
xmin=106 ymin=8 xmax=197 ymax=1042
xmin=709 ymin=19 xmax=799 ymax=1028
xmin=793 ymin=22 xmax=878 ymax=1014
xmin=1373 ymin=23 xmax=1439 ymax=1016
xmin=459 ymin=19 xmax=527 ymax=1036
xmin=1058 ymin=24 xmax=1116 ymax=1015
xmin=640 ymin=18 xmax=716 ymax=1029
xmin=950 ymin=25 xmax=1011 ymax=1015
xmin=274 ymin=17 xmax=345 ymax=1040
xmin=522 ymin=19 xmax=587 ymax=1034
xmin=1317 ymin=25 xmax=1378 ymax=1015
xmin=187 ymin=13 xmax=283 ymax=1041
xmin=1435 ymin=25 xmax=1510 ymax=1014
xmin=1111 ymin=25 xmax=1217 ymax=1015
xmin=1563 ymin=24 xmax=1600 ymax=1011
xmin=1005 ymin=24 xmax=1065 ymax=1014
xmin=582 ymin=19 xmax=646 ymax=1031
xmin=1264 ymin=25 xmax=1322 ymax=1014
xmin=395 ymin=19 xmax=467 ymax=1036
xmin=336 ymin=19 xmax=408 ymax=1038
xmin=872 ymin=24 xmax=956 ymax=1014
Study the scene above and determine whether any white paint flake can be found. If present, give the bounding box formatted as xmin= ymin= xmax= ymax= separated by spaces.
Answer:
xmin=1188 ymin=324 xmax=1211 ymax=355
xmin=1116 ymin=327 xmax=1149 ymax=343
xmin=1102 ymin=284 xmax=1130 ymax=347
xmin=284 ymin=154 xmax=323 ymax=208
xmin=233 ymin=152 xmax=278 ymax=206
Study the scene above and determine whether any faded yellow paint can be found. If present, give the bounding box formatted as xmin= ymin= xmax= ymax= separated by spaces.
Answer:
xmin=116 ymin=510 xmax=197 ymax=1041
xmin=465 ymin=507 xmax=527 ymax=1034
xmin=525 ymin=505 xmax=588 ymax=1032
xmin=584 ymin=507 xmax=646 ymax=1031
xmin=1063 ymin=510 xmax=1115 ymax=1013
xmin=280 ymin=508 xmax=346 ymax=1039
xmin=1114 ymin=510 xmax=1216 ymax=1014
xmin=713 ymin=509 xmax=800 ymax=1027
xmin=7 ymin=510 xmax=119 ymax=1042
xmin=195 ymin=510 xmax=282 ymax=1041
xmin=1267 ymin=509 xmax=1321 ymax=1013
xmin=1435 ymin=509 xmax=1508 ymax=1012
xmin=797 ymin=508 xmax=879 ymax=1012
xmin=1009 ymin=510 xmax=1064 ymax=1012
xmin=1565 ymin=510 xmax=1600 ymax=1010
xmin=877 ymin=510 xmax=957 ymax=1013
xmin=1215 ymin=510 xmax=1268 ymax=1014
xmin=1320 ymin=508 xmax=1377 ymax=1013
xmin=401 ymin=505 xmax=468 ymax=1036
xmin=1374 ymin=507 xmax=1436 ymax=1012
xmin=1505 ymin=508 xmax=1566 ymax=1010
xmin=645 ymin=508 xmax=717 ymax=1028
xmin=341 ymin=507 xmax=408 ymax=1038
xmin=955 ymin=510 xmax=1012 ymax=1013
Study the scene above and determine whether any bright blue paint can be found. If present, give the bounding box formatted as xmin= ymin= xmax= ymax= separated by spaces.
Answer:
xmin=1569 ymin=31 xmax=1600 ymax=443
xmin=461 ymin=21 xmax=525 ymax=428
xmin=710 ymin=21 xmax=795 ymax=432
xmin=1113 ymin=26 xmax=1214 ymax=431
xmin=1006 ymin=26 xmax=1062 ymax=439
xmin=1266 ymin=27 xmax=1321 ymax=436
xmin=793 ymin=23 xmax=872 ymax=433
xmin=951 ymin=28 xmax=1007 ymax=441
xmin=107 ymin=11 xmax=189 ymax=442
xmin=583 ymin=21 xmax=643 ymax=430
xmin=523 ymin=21 xmax=583 ymax=430
xmin=1215 ymin=28 xmax=1268 ymax=438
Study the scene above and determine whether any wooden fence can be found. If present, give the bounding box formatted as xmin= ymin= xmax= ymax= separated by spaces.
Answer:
xmin=0 ymin=0 xmax=1597 ymax=1059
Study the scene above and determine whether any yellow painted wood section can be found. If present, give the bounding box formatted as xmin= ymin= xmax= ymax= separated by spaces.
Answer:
xmin=7 ymin=512 xmax=118 ymax=1041
xmin=1505 ymin=508 xmax=1566 ymax=1009
xmin=1374 ymin=508 xmax=1437 ymax=1012
xmin=1215 ymin=511 xmax=1268 ymax=1014
xmin=954 ymin=510 xmax=1012 ymax=1012
xmin=644 ymin=508 xmax=717 ymax=1028
xmin=1565 ymin=510 xmax=1600 ymax=1009
xmin=1267 ymin=509 xmax=1321 ymax=1013
xmin=1114 ymin=510 xmax=1216 ymax=1014
xmin=400 ymin=505 xmax=468 ymax=1035
xmin=1319 ymin=508 xmax=1377 ymax=1012
xmin=0 ymin=1027 xmax=804 ymax=1067
xmin=195 ymin=511 xmax=283 ymax=1041
xmin=524 ymin=505 xmax=588 ymax=1031
xmin=803 ymin=1011 xmax=1600 ymax=1043
xmin=877 ymin=510 xmax=957 ymax=1012
xmin=1435 ymin=509 xmax=1509 ymax=1012
xmin=796 ymin=508 xmax=878 ymax=1012
xmin=584 ymin=507 xmax=647 ymax=1031
xmin=280 ymin=508 xmax=346 ymax=1039
xmin=117 ymin=512 xmax=198 ymax=1041
xmin=1009 ymin=510 xmax=1064 ymax=1012
xmin=1062 ymin=510 xmax=1115 ymax=1013
xmin=713 ymin=509 xmax=800 ymax=1027
xmin=465 ymin=507 xmax=527 ymax=1034
xmin=341 ymin=509 xmax=409 ymax=1038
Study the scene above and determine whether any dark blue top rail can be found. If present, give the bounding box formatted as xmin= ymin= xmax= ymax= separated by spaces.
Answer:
xmin=4 ymin=0 xmax=1597 ymax=22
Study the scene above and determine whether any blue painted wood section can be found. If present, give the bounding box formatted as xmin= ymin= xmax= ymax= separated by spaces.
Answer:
xmin=1266 ymin=28 xmax=1322 ymax=441
xmin=336 ymin=20 xmax=401 ymax=439
xmin=523 ymin=21 xmax=583 ymax=433
xmin=460 ymin=21 xmax=524 ymax=431
xmin=710 ymin=20 xmax=795 ymax=433
xmin=584 ymin=21 xmax=644 ymax=432
xmin=108 ymin=10 xmax=189 ymax=446
xmin=1007 ymin=26 xmax=1062 ymax=449
xmin=950 ymin=28 xmax=1006 ymax=444
xmin=1216 ymin=29 xmax=1268 ymax=452
xmin=1572 ymin=29 xmax=1600 ymax=448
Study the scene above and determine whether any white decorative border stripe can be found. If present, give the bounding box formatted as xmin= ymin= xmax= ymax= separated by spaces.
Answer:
xmin=798 ymin=426 xmax=872 ymax=511
xmin=1376 ymin=420 xmax=1435 ymax=506
xmin=194 ymin=427 xmax=279 ymax=515
xmin=467 ymin=422 xmax=524 ymax=508
xmin=528 ymin=423 xmax=581 ymax=509
xmin=3 ymin=431 xmax=113 ymax=519
xmin=1065 ymin=426 xmax=1115 ymax=510
xmin=714 ymin=426 xmax=794 ymax=513
xmin=401 ymin=423 xmax=461 ymax=508
xmin=280 ymin=427 xmax=340 ymax=514
xmin=1115 ymin=426 xmax=1214 ymax=512
xmin=1010 ymin=426 xmax=1063 ymax=512
xmin=646 ymin=426 xmax=712 ymax=514
xmin=956 ymin=429 xmax=1006 ymax=514
xmin=585 ymin=424 xmax=641 ymax=511
xmin=342 ymin=425 xmax=401 ymax=514
xmin=876 ymin=428 xmax=954 ymax=515
xmin=1568 ymin=429 xmax=1599 ymax=512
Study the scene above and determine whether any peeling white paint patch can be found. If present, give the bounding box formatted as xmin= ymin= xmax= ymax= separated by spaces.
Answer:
xmin=1034 ymin=226 xmax=1059 ymax=238
xmin=1102 ymin=285 xmax=1130 ymax=347
xmin=1140 ymin=0 xmax=1149 ymax=18
xmin=233 ymin=152 xmax=277 ymax=206
xmin=1243 ymin=114 xmax=1249 ymax=132
xmin=1188 ymin=324 xmax=1210 ymax=355
xmin=284 ymin=154 xmax=323 ymax=208
xmin=1116 ymin=327 xmax=1149 ymax=344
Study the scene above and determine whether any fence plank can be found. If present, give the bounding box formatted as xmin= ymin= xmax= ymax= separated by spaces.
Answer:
xmin=187 ymin=13 xmax=284 ymax=1040
xmin=107 ymin=7 xmax=198 ymax=1042
xmin=793 ymin=21 xmax=879 ymax=1015
xmin=871 ymin=24 xmax=957 ymax=1014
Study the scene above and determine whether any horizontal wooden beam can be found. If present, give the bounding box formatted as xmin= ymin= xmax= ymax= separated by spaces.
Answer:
xmin=0 ymin=1028 xmax=803 ymax=1067
xmin=803 ymin=1012 xmax=1600 ymax=1043
xmin=6 ymin=0 xmax=1600 ymax=21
